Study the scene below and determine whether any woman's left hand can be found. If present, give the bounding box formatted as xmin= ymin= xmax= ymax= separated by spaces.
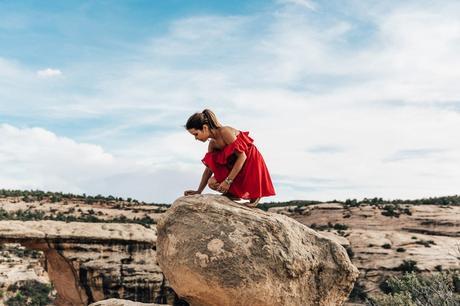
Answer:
xmin=217 ymin=181 xmax=230 ymax=193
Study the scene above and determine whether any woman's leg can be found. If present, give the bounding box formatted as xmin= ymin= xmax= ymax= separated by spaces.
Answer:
xmin=208 ymin=176 xmax=242 ymax=201
xmin=207 ymin=176 xmax=220 ymax=191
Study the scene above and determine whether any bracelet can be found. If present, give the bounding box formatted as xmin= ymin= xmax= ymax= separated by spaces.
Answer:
xmin=224 ymin=177 xmax=233 ymax=185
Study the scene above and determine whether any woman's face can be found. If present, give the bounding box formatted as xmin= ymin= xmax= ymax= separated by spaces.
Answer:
xmin=188 ymin=127 xmax=209 ymax=142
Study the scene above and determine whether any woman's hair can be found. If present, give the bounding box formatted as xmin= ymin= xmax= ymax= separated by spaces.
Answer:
xmin=185 ymin=109 xmax=222 ymax=130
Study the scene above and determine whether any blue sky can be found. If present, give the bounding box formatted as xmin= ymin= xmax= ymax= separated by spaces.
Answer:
xmin=1 ymin=0 xmax=272 ymax=142
xmin=1 ymin=0 xmax=460 ymax=203
xmin=0 ymin=0 xmax=268 ymax=67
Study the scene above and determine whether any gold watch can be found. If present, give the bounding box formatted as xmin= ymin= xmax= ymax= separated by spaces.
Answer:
xmin=224 ymin=177 xmax=233 ymax=184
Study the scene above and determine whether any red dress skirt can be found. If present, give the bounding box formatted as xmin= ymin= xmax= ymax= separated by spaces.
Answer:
xmin=201 ymin=131 xmax=276 ymax=199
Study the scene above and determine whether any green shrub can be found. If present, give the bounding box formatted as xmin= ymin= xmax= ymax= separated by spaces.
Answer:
xmin=382 ymin=243 xmax=391 ymax=249
xmin=396 ymin=247 xmax=406 ymax=253
xmin=415 ymin=240 xmax=436 ymax=248
xmin=344 ymin=198 xmax=360 ymax=208
xmin=381 ymin=204 xmax=400 ymax=217
xmin=6 ymin=280 xmax=54 ymax=306
xmin=367 ymin=272 xmax=460 ymax=306
xmin=379 ymin=277 xmax=392 ymax=294
xmin=401 ymin=207 xmax=412 ymax=215
xmin=348 ymin=281 xmax=368 ymax=301
xmin=368 ymin=291 xmax=415 ymax=306
xmin=0 ymin=207 xmax=154 ymax=228
xmin=394 ymin=260 xmax=419 ymax=273
xmin=333 ymin=223 xmax=349 ymax=230
xmin=453 ymin=273 xmax=460 ymax=293
xmin=5 ymin=291 xmax=26 ymax=306
xmin=380 ymin=204 xmax=412 ymax=217
xmin=344 ymin=245 xmax=354 ymax=259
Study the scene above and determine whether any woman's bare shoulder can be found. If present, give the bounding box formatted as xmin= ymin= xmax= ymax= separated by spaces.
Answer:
xmin=220 ymin=126 xmax=239 ymax=135
xmin=220 ymin=126 xmax=239 ymax=145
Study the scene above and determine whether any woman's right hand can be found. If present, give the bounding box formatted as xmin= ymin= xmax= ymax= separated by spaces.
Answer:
xmin=184 ymin=190 xmax=200 ymax=196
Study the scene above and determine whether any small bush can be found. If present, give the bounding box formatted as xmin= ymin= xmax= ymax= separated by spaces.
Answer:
xmin=381 ymin=204 xmax=400 ymax=217
xmin=6 ymin=280 xmax=54 ymax=306
xmin=344 ymin=198 xmax=360 ymax=208
xmin=5 ymin=291 xmax=26 ymax=306
xmin=401 ymin=207 xmax=412 ymax=215
xmin=367 ymin=291 xmax=414 ymax=306
xmin=344 ymin=245 xmax=354 ymax=259
xmin=382 ymin=243 xmax=391 ymax=249
xmin=396 ymin=247 xmax=406 ymax=253
xmin=333 ymin=223 xmax=349 ymax=231
xmin=367 ymin=272 xmax=460 ymax=306
xmin=379 ymin=277 xmax=392 ymax=294
xmin=348 ymin=281 xmax=368 ymax=301
xmin=415 ymin=240 xmax=436 ymax=248
xmin=394 ymin=260 xmax=419 ymax=273
xmin=453 ymin=273 xmax=460 ymax=293
xmin=309 ymin=223 xmax=329 ymax=231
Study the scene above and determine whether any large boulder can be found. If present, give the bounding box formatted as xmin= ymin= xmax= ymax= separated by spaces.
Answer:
xmin=89 ymin=298 xmax=167 ymax=306
xmin=156 ymin=195 xmax=359 ymax=306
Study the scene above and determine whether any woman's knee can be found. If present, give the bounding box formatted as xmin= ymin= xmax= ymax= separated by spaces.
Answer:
xmin=207 ymin=176 xmax=219 ymax=190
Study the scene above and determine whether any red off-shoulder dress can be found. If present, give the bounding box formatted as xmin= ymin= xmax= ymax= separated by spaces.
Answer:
xmin=201 ymin=131 xmax=276 ymax=199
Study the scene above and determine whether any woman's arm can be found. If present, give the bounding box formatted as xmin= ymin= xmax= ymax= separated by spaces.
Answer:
xmin=217 ymin=151 xmax=246 ymax=193
xmin=184 ymin=166 xmax=213 ymax=195
xmin=197 ymin=140 xmax=216 ymax=192
xmin=226 ymin=151 xmax=247 ymax=181
xmin=219 ymin=127 xmax=246 ymax=181
xmin=216 ymin=127 xmax=247 ymax=193
xmin=184 ymin=140 xmax=215 ymax=196
xmin=197 ymin=167 xmax=213 ymax=193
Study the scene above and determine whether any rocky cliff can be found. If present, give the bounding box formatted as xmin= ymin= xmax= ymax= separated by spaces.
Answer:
xmin=157 ymin=195 xmax=359 ymax=306
xmin=271 ymin=203 xmax=460 ymax=297
xmin=0 ymin=221 xmax=176 ymax=306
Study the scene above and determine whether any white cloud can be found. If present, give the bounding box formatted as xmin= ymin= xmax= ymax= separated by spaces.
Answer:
xmin=36 ymin=68 xmax=62 ymax=78
xmin=0 ymin=124 xmax=114 ymax=191
xmin=0 ymin=124 xmax=199 ymax=202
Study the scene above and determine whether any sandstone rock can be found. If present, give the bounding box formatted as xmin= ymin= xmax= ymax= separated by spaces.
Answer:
xmin=0 ymin=221 xmax=175 ymax=306
xmin=89 ymin=298 xmax=168 ymax=305
xmin=287 ymin=203 xmax=460 ymax=293
xmin=156 ymin=195 xmax=359 ymax=306
xmin=0 ymin=243 xmax=53 ymax=303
